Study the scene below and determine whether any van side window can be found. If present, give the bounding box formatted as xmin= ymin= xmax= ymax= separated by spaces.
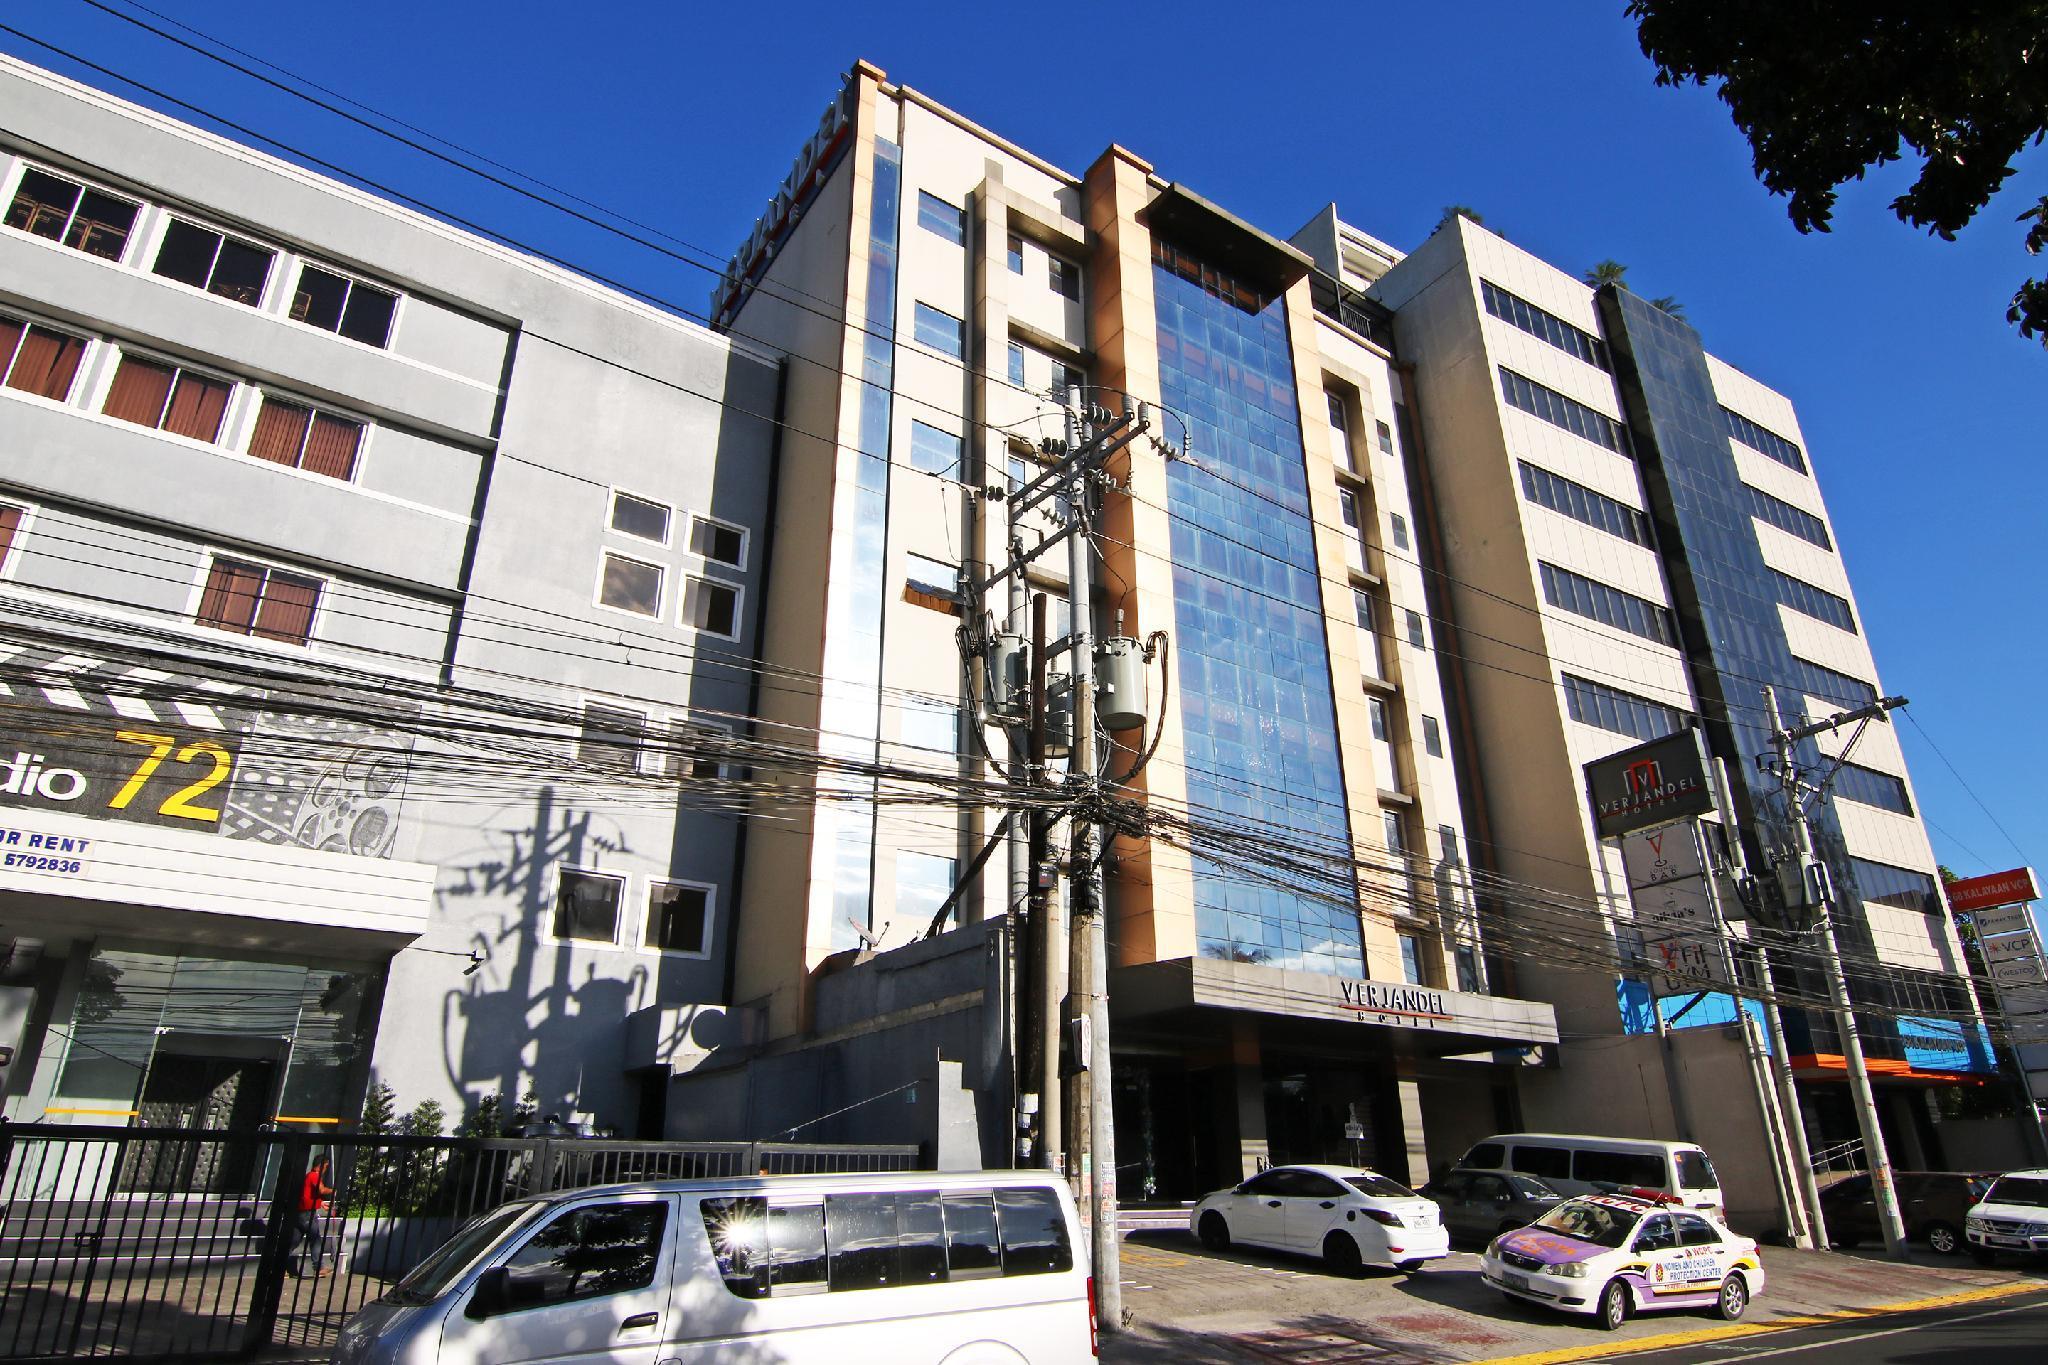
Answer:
xmin=1574 ymin=1150 xmax=1666 ymax=1188
xmin=770 ymin=1204 xmax=828 ymax=1292
xmin=1464 ymin=1142 xmax=1505 ymax=1169
xmin=995 ymin=1186 xmax=1073 ymax=1275
xmin=1511 ymin=1145 xmax=1571 ymax=1180
xmin=942 ymin=1194 xmax=1003 ymax=1279
xmin=826 ymin=1191 xmax=947 ymax=1291
xmin=1677 ymin=1150 xmax=1717 ymax=1190
xmin=502 ymin=1201 xmax=667 ymax=1308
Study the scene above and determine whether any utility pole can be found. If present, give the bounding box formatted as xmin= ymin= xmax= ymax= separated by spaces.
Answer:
xmin=1759 ymin=685 xmax=1909 ymax=1260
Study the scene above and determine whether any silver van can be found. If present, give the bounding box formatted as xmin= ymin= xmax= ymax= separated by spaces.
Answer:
xmin=1455 ymin=1133 xmax=1724 ymax=1217
xmin=332 ymin=1169 xmax=1096 ymax=1364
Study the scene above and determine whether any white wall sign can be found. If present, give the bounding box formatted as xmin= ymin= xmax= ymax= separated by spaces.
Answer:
xmin=1991 ymin=956 xmax=2046 ymax=986
xmin=1984 ymin=930 xmax=2045 ymax=966
xmin=1973 ymin=904 xmax=2035 ymax=939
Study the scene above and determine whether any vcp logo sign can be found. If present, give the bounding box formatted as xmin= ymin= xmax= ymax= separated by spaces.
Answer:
xmin=0 ymin=752 xmax=88 ymax=802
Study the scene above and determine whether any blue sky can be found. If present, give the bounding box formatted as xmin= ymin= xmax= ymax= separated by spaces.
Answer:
xmin=7 ymin=1 xmax=2042 ymax=893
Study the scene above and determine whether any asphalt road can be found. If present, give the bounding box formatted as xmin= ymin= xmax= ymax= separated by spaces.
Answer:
xmin=1581 ymin=1286 xmax=2048 ymax=1364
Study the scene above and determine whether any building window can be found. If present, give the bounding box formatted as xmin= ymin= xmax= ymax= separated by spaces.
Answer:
xmin=1376 ymin=420 xmax=1394 ymax=455
xmin=1368 ymin=696 xmax=1390 ymax=742
xmin=1048 ymin=256 xmax=1081 ymax=301
xmin=912 ymin=302 xmax=964 ymax=358
xmin=1769 ymin=568 xmax=1857 ymax=633
xmin=1835 ymin=761 xmax=1913 ymax=816
xmin=1518 ymin=460 xmax=1653 ymax=547
xmin=1007 ymin=234 xmax=1024 ymax=273
xmin=103 ymin=353 xmax=233 ymax=442
xmin=248 ymin=396 xmax=362 ymax=480
xmin=688 ymin=513 xmax=747 ymax=570
xmin=1498 ymin=366 xmax=1631 ymax=456
xmin=653 ymin=716 xmax=737 ymax=782
xmin=553 ymin=867 xmax=624 ymax=945
xmin=1398 ymin=933 xmax=1425 ymax=985
xmin=916 ymin=191 xmax=965 ymax=246
xmin=1384 ymin=811 xmax=1407 ymax=854
xmin=597 ymin=551 xmax=664 ymax=617
xmin=195 ymin=557 xmax=321 ymax=645
xmin=1439 ymin=823 xmax=1461 ymax=865
xmin=0 ymin=503 xmax=25 ymax=572
xmin=1422 ymin=714 xmax=1443 ymax=757
xmin=1339 ymin=488 xmax=1361 ymax=530
xmin=1455 ymin=946 xmax=1483 ymax=993
xmin=1405 ymin=609 xmax=1426 ymax=649
xmin=1351 ymin=588 xmax=1375 ymax=633
xmin=152 ymin=218 xmax=273 ymax=307
xmin=1850 ymin=857 xmax=1939 ymax=914
xmin=896 ymin=850 xmax=960 ymax=934
xmin=1744 ymin=484 xmax=1832 ymax=550
xmin=1561 ymin=673 xmax=1690 ymax=742
xmin=578 ymin=701 xmax=642 ymax=773
xmin=904 ymin=553 xmax=960 ymax=613
xmin=908 ymin=419 xmax=962 ymax=476
xmin=902 ymin=694 xmax=958 ymax=752
xmin=290 ymin=264 xmax=397 ymax=348
xmin=681 ymin=575 xmax=742 ymax=638
xmin=610 ymin=490 xmax=671 ymax=544
xmin=5 ymin=166 xmax=138 ymax=262
xmin=1539 ymin=562 xmax=1678 ymax=646
xmin=1721 ymin=406 xmax=1807 ymax=474
xmin=1390 ymin=513 xmax=1409 ymax=551
xmin=0 ymin=314 xmax=87 ymax=402
xmin=1789 ymin=657 xmax=1877 ymax=711
xmin=1007 ymin=341 xmax=1025 ymax=386
xmin=646 ymin=880 xmax=713 ymax=956
xmin=1480 ymin=279 xmax=1608 ymax=370
xmin=1326 ymin=392 xmax=1354 ymax=470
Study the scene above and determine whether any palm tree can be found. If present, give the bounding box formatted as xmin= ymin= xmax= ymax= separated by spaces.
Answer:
xmin=1584 ymin=259 xmax=1629 ymax=288
xmin=1437 ymin=205 xmax=1484 ymax=232
xmin=1650 ymin=295 xmax=1688 ymax=321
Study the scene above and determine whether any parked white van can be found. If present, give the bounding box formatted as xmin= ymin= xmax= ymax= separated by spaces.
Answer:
xmin=331 ymin=1170 xmax=1096 ymax=1364
xmin=1454 ymin=1134 xmax=1724 ymax=1217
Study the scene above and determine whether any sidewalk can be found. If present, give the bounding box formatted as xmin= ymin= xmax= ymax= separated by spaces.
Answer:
xmin=1101 ymin=1234 xmax=2047 ymax=1363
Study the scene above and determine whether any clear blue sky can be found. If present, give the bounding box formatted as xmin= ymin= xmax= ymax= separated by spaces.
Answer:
xmin=8 ymin=1 xmax=2043 ymax=891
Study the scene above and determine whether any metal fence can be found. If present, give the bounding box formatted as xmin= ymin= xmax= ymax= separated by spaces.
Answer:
xmin=0 ymin=1123 xmax=920 ymax=1362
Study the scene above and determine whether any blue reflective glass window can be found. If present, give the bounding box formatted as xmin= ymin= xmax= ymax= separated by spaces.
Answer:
xmin=1849 ymin=858 xmax=1938 ymax=913
xmin=912 ymin=302 xmax=963 ymax=358
xmin=908 ymin=419 xmax=962 ymax=476
xmin=1482 ymin=279 xmax=1608 ymax=370
xmin=1834 ymin=761 xmax=1912 ymax=815
xmin=916 ymin=191 xmax=965 ymax=246
xmin=1721 ymin=406 xmax=1807 ymax=474
xmin=1499 ymin=366 xmax=1630 ymax=455
xmin=1539 ymin=562 xmax=1677 ymax=646
xmin=1518 ymin=461 xmax=1652 ymax=547
xmin=1768 ymin=569 xmax=1856 ymax=633
xmin=1007 ymin=234 xmax=1024 ymax=273
xmin=1744 ymin=484 xmax=1832 ymax=550
xmin=1007 ymin=341 xmax=1025 ymax=386
xmin=1788 ymin=657 xmax=1877 ymax=710
xmin=1562 ymin=673 xmax=1690 ymax=741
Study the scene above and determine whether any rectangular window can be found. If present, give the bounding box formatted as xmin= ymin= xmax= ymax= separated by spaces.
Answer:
xmin=6 ymin=167 xmax=138 ymax=262
xmin=290 ymin=264 xmax=397 ymax=347
xmin=656 ymin=716 xmax=738 ymax=782
xmin=1398 ymin=933 xmax=1425 ymax=985
xmin=1561 ymin=673 xmax=1691 ymax=742
xmin=1390 ymin=513 xmax=1410 ymax=551
xmin=1439 ymin=823 xmax=1460 ymax=865
xmin=826 ymin=1191 xmax=947 ymax=1291
xmin=152 ymin=218 xmax=273 ymax=306
xmin=1006 ymin=234 xmax=1024 ymax=273
xmin=1007 ymin=340 xmax=1025 ymax=386
xmin=1518 ymin=461 xmax=1653 ymax=547
xmin=1055 ymin=361 xmax=1087 ymax=397
xmin=901 ymin=695 xmax=958 ymax=752
xmin=1851 ymin=857 xmax=1939 ymax=914
xmin=598 ymin=551 xmax=664 ymax=616
xmin=1769 ymin=568 xmax=1857 ymax=633
xmin=1835 ymin=761 xmax=1913 ymax=816
xmin=689 ymin=513 xmax=748 ymax=569
xmin=1422 ymin=715 xmax=1443 ymax=757
xmin=247 ymin=396 xmax=363 ymax=480
xmin=646 ymin=880 xmax=712 ymax=956
xmin=610 ymin=490 xmax=672 ymax=544
xmin=993 ymin=1187 xmax=1072 ymax=1275
xmin=681 ymin=575 xmax=742 ymax=638
xmin=908 ymin=420 xmax=962 ymax=476
xmin=896 ymin=850 xmax=960 ymax=933
xmin=1498 ymin=366 xmax=1631 ymax=456
xmin=1384 ymin=811 xmax=1407 ymax=854
xmin=0 ymin=503 xmax=24 ymax=572
xmin=0 ymin=314 xmax=87 ymax=402
xmin=1405 ymin=609 xmax=1426 ymax=649
xmin=1722 ymin=406 xmax=1807 ymax=474
xmin=1789 ymin=657 xmax=1878 ymax=711
xmin=912 ymin=302 xmax=964 ymax=357
xmin=578 ymin=701 xmax=642 ymax=773
xmin=1368 ymin=696 xmax=1389 ymax=742
xmin=1339 ymin=488 xmax=1361 ymax=529
xmin=1326 ymin=392 xmax=1354 ymax=470
xmin=103 ymin=353 xmax=232 ymax=442
xmin=553 ymin=867 xmax=624 ymax=944
xmin=1352 ymin=589 xmax=1375 ymax=633
xmin=1480 ymin=279 xmax=1608 ymax=369
xmin=195 ymin=557 xmax=321 ymax=645
xmin=1455 ymin=946 xmax=1482 ymax=993
xmin=1540 ymin=561 xmax=1678 ymax=646
xmin=1376 ymin=420 xmax=1394 ymax=455
xmin=916 ymin=191 xmax=965 ymax=245
xmin=1745 ymin=484 xmax=1832 ymax=549
xmin=1048 ymin=256 xmax=1081 ymax=301
xmin=904 ymin=554 xmax=960 ymax=613
xmin=943 ymin=1194 xmax=1001 ymax=1280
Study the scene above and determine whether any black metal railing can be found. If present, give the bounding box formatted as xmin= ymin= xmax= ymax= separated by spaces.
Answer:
xmin=0 ymin=1123 xmax=919 ymax=1361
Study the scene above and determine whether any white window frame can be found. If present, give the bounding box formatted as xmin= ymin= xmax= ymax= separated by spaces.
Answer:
xmin=679 ymin=574 xmax=743 ymax=641
xmin=1 ymin=160 xmax=144 ymax=267
xmin=0 ymin=306 xmax=97 ymax=410
xmin=549 ymin=863 xmax=628 ymax=950
xmin=593 ymin=549 xmax=667 ymax=620
xmin=232 ymin=388 xmax=373 ymax=484
xmin=0 ymin=498 xmax=38 ymax=582
xmin=641 ymin=876 xmax=717 ymax=959
xmin=576 ymin=696 xmax=648 ymax=774
xmin=142 ymin=209 xmax=278 ymax=311
xmin=184 ymin=545 xmax=328 ymax=652
xmin=94 ymin=342 xmax=245 ymax=450
xmin=284 ymin=257 xmax=404 ymax=350
xmin=642 ymin=713 xmax=739 ymax=781
xmin=687 ymin=511 xmax=750 ymax=573
xmin=607 ymin=486 xmax=674 ymax=546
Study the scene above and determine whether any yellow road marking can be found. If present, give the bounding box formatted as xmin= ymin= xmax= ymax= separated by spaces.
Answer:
xmin=1469 ymin=1280 xmax=2043 ymax=1365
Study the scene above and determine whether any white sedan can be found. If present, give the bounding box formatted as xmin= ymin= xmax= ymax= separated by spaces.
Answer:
xmin=1191 ymin=1164 xmax=1449 ymax=1273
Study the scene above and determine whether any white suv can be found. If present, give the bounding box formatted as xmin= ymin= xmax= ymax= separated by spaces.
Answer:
xmin=1965 ymin=1169 xmax=2048 ymax=1263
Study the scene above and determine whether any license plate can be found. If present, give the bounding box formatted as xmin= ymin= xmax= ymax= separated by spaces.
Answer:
xmin=1987 ymin=1236 xmax=2025 ymax=1247
xmin=1502 ymin=1271 xmax=1530 ymax=1292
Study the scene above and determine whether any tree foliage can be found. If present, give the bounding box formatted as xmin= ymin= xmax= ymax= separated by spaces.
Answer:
xmin=1437 ymin=204 xmax=1485 ymax=232
xmin=1626 ymin=1 xmax=2048 ymax=346
xmin=1584 ymin=259 xmax=1630 ymax=288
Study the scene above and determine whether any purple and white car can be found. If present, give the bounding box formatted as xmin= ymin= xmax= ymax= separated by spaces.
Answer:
xmin=1480 ymin=1193 xmax=1764 ymax=1331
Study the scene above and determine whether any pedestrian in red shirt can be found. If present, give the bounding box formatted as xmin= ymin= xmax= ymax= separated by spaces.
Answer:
xmin=288 ymin=1156 xmax=335 ymax=1278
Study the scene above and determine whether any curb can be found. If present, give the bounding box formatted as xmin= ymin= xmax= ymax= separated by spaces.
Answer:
xmin=1466 ymin=1279 xmax=2043 ymax=1365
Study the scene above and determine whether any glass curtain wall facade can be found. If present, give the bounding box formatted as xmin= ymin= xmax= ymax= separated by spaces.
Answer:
xmin=1152 ymin=244 xmax=1361 ymax=974
xmin=814 ymin=137 xmax=901 ymax=951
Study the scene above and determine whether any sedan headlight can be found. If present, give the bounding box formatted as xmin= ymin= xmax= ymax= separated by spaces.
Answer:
xmin=1556 ymin=1261 xmax=1590 ymax=1279
xmin=1485 ymin=1236 xmax=1502 ymax=1257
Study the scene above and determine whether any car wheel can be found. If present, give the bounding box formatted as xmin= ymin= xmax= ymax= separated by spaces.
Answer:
xmin=1924 ymin=1222 xmax=1961 ymax=1256
xmin=1396 ymin=1258 xmax=1426 ymax=1274
xmin=1323 ymin=1231 xmax=1364 ymax=1277
xmin=1198 ymin=1212 xmax=1231 ymax=1251
xmin=1597 ymin=1279 xmax=1629 ymax=1332
xmin=1716 ymin=1272 xmax=1749 ymax=1322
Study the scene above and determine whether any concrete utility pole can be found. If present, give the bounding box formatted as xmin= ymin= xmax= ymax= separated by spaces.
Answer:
xmin=1759 ymin=685 xmax=1909 ymax=1260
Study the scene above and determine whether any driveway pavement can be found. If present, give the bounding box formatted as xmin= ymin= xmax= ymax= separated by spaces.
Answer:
xmin=1101 ymin=1231 xmax=2047 ymax=1364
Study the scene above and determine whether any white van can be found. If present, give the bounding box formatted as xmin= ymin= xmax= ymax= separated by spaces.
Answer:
xmin=331 ymin=1169 xmax=1096 ymax=1364
xmin=1455 ymin=1134 xmax=1724 ymax=1217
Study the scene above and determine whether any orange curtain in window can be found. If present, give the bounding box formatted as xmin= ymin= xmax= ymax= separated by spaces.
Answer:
xmin=300 ymin=413 xmax=362 ymax=480
xmin=252 ymin=571 xmax=319 ymax=644
xmin=0 ymin=505 xmax=21 ymax=571
xmin=162 ymin=373 xmax=231 ymax=442
xmin=247 ymin=398 xmax=310 ymax=466
xmin=0 ymin=318 xmax=23 ymax=377
xmin=103 ymin=354 xmax=174 ymax=427
xmin=5 ymin=326 xmax=85 ymax=401
xmin=195 ymin=559 xmax=264 ymax=632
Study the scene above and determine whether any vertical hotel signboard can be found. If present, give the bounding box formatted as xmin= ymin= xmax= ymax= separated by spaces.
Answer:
xmin=1949 ymin=868 xmax=2048 ymax=1049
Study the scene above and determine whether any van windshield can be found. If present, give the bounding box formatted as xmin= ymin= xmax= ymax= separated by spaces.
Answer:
xmin=1677 ymin=1150 xmax=1718 ymax=1191
xmin=383 ymin=1203 xmax=539 ymax=1305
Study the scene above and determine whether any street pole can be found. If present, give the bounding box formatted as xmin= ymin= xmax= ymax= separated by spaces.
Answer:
xmin=1761 ymin=685 xmax=1908 ymax=1260
xmin=1031 ymin=592 xmax=1062 ymax=1173
xmin=1754 ymin=955 xmax=1829 ymax=1248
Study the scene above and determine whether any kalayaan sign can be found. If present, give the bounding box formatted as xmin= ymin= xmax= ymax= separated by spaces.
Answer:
xmin=1584 ymin=728 xmax=1718 ymax=840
